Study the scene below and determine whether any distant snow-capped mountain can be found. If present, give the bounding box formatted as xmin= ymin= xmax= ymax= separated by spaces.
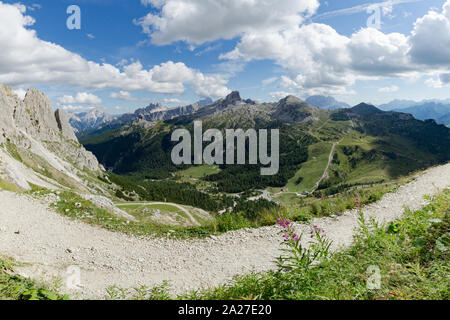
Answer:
xmin=67 ymin=107 xmax=115 ymax=133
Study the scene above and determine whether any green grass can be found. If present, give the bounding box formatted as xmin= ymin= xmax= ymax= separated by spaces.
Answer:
xmin=48 ymin=190 xmax=280 ymax=238
xmin=185 ymin=189 xmax=450 ymax=300
xmin=51 ymin=191 xmax=216 ymax=239
xmin=0 ymin=177 xmax=22 ymax=192
xmin=278 ymin=182 xmax=403 ymax=222
xmin=283 ymin=141 xmax=333 ymax=193
xmin=3 ymin=140 xmax=23 ymax=162
xmin=118 ymin=203 xmax=184 ymax=213
xmin=104 ymin=189 xmax=449 ymax=300
xmin=0 ymin=256 xmax=67 ymax=300
xmin=117 ymin=203 xmax=197 ymax=226
xmin=178 ymin=165 xmax=221 ymax=179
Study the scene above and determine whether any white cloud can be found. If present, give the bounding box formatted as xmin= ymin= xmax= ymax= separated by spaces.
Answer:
xmin=12 ymin=88 xmax=26 ymax=99
xmin=109 ymin=90 xmax=149 ymax=102
xmin=60 ymin=105 xmax=94 ymax=112
xmin=409 ymin=4 xmax=450 ymax=66
xmin=378 ymin=85 xmax=399 ymax=92
xmin=135 ymin=0 xmax=319 ymax=45
xmin=425 ymin=73 xmax=450 ymax=88
xmin=262 ymin=77 xmax=278 ymax=87
xmin=222 ymin=23 xmax=354 ymax=95
xmin=440 ymin=73 xmax=450 ymax=83
xmin=58 ymin=92 xmax=102 ymax=105
xmin=313 ymin=0 xmax=424 ymax=20
xmin=0 ymin=2 xmax=229 ymax=98
xmin=220 ymin=0 xmax=450 ymax=96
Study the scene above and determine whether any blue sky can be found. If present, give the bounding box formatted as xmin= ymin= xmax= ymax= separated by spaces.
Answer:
xmin=1 ymin=0 xmax=450 ymax=113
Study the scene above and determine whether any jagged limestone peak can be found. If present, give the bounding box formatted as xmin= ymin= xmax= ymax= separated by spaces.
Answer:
xmin=55 ymin=109 xmax=77 ymax=141
xmin=224 ymin=91 xmax=242 ymax=105
xmin=0 ymin=83 xmax=101 ymax=177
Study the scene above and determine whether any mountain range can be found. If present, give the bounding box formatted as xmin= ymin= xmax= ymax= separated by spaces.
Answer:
xmin=67 ymin=107 xmax=116 ymax=133
xmin=378 ymin=99 xmax=450 ymax=127
xmin=1 ymin=82 xmax=449 ymax=218
xmin=68 ymin=95 xmax=450 ymax=137
xmin=81 ymin=91 xmax=450 ymax=199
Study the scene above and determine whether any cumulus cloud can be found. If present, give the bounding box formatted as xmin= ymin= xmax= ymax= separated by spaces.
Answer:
xmin=0 ymin=2 xmax=229 ymax=98
xmin=58 ymin=92 xmax=102 ymax=105
xmin=219 ymin=0 xmax=450 ymax=95
xmin=135 ymin=0 xmax=319 ymax=45
xmin=409 ymin=3 xmax=450 ymax=66
xmin=440 ymin=73 xmax=450 ymax=83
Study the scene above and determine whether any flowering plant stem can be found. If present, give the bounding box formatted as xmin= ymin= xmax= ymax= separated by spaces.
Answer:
xmin=276 ymin=219 xmax=332 ymax=275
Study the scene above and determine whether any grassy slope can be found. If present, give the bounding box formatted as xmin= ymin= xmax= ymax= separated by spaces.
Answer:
xmin=283 ymin=141 xmax=333 ymax=192
xmin=185 ymin=189 xmax=450 ymax=300
xmin=116 ymin=202 xmax=212 ymax=226
xmin=178 ymin=165 xmax=221 ymax=179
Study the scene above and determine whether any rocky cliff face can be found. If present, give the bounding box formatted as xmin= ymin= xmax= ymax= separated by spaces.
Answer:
xmin=0 ymin=84 xmax=102 ymax=190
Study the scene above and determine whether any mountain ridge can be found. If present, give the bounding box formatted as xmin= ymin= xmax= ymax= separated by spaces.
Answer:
xmin=82 ymin=91 xmax=450 ymax=196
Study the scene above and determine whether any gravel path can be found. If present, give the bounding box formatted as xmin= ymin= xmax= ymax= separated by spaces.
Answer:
xmin=311 ymin=141 xmax=339 ymax=193
xmin=0 ymin=163 xmax=449 ymax=299
xmin=116 ymin=202 xmax=202 ymax=227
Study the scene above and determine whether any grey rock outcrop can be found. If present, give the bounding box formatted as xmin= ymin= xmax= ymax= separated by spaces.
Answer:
xmin=271 ymin=96 xmax=316 ymax=123
xmin=55 ymin=109 xmax=77 ymax=141
xmin=0 ymin=84 xmax=102 ymax=189
xmin=223 ymin=91 xmax=241 ymax=105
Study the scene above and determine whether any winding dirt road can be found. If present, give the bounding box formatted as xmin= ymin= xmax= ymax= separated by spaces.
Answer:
xmin=116 ymin=202 xmax=202 ymax=227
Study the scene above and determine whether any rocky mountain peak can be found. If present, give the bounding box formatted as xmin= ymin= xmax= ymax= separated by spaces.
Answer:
xmin=224 ymin=91 xmax=241 ymax=105
xmin=279 ymin=95 xmax=303 ymax=105
xmin=141 ymin=102 xmax=166 ymax=114
xmin=0 ymin=84 xmax=101 ymax=187
xmin=350 ymin=103 xmax=383 ymax=115
xmin=20 ymin=87 xmax=60 ymax=137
